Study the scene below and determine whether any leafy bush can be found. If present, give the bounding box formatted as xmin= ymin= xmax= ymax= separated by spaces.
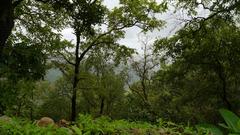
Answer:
xmin=71 ymin=114 xmax=207 ymax=135
xmin=0 ymin=117 xmax=70 ymax=135
xmin=0 ymin=115 xmax=209 ymax=135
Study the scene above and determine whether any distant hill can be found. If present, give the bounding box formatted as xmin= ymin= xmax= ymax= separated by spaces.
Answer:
xmin=44 ymin=66 xmax=139 ymax=84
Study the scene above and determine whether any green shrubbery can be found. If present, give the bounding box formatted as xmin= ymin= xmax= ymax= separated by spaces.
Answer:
xmin=0 ymin=114 xmax=212 ymax=135
xmin=0 ymin=117 xmax=70 ymax=135
xmin=197 ymin=109 xmax=240 ymax=135
xmin=4 ymin=109 xmax=239 ymax=135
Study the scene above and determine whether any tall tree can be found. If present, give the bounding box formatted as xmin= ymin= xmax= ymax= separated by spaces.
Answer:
xmin=50 ymin=0 xmax=167 ymax=121
xmin=0 ymin=0 xmax=66 ymax=115
xmin=0 ymin=0 xmax=17 ymax=53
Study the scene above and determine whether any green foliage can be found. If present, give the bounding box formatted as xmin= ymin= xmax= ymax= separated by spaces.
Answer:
xmin=77 ymin=69 xmax=126 ymax=118
xmin=153 ymin=16 xmax=240 ymax=123
xmin=108 ymin=0 xmax=167 ymax=32
xmin=34 ymin=79 xmax=71 ymax=121
xmin=219 ymin=109 xmax=240 ymax=134
xmin=0 ymin=80 xmax=36 ymax=118
xmin=3 ymin=42 xmax=47 ymax=81
xmin=0 ymin=117 xmax=70 ymax=135
xmin=176 ymin=0 xmax=240 ymax=18
xmin=196 ymin=109 xmax=240 ymax=135
xmin=196 ymin=124 xmax=223 ymax=135
xmin=0 ymin=115 xmax=211 ymax=135
xmin=70 ymin=114 xmax=209 ymax=135
xmin=2 ymin=0 xmax=240 ymax=133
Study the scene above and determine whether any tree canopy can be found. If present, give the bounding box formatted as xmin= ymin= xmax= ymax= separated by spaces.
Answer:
xmin=1 ymin=1 xmax=240 ymax=133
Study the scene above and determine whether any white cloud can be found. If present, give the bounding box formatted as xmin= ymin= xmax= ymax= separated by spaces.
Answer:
xmin=61 ymin=28 xmax=75 ymax=42
xmin=103 ymin=0 xmax=119 ymax=9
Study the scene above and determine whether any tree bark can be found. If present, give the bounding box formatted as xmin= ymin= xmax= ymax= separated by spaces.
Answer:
xmin=71 ymin=67 xmax=78 ymax=121
xmin=216 ymin=60 xmax=232 ymax=110
xmin=0 ymin=103 xmax=5 ymax=115
xmin=0 ymin=0 xmax=14 ymax=56
xmin=99 ymin=97 xmax=104 ymax=115
xmin=71 ymin=32 xmax=80 ymax=121
xmin=219 ymin=72 xmax=232 ymax=110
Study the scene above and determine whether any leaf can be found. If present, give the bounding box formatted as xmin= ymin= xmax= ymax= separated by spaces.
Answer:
xmin=237 ymin=120 xmax=240 ymax=129
xmin=218 ymin=123 xmax=230 ymax=129
xmin=196 ymin=124 xmax=223 ymax=135
xmin=71 ymin=126 xmax=82 ymax=135
xmin=219 ymin=109 xmax=240 ymax=132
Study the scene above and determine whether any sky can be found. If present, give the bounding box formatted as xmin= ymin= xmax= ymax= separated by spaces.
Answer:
xmin=61 ymin=0 xmax=208 ymax=53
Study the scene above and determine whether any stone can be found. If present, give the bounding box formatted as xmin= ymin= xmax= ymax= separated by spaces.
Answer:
xmin=0 ymin=115 xmax=12 ymax=123
xmin=36 ymin=117 xmax=55 ymax=127
xmin=57 ymin=119 xmax=70 ymax=127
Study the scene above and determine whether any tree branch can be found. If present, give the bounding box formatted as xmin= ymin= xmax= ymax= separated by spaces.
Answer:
xmin=77 ymin=21 xmax=139 ymax=63
xmin=57 ymin=51 xmax=75 ymax=66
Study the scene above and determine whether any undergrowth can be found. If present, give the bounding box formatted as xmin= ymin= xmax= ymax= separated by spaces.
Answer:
xmin=0 ymin=115 xmax=210 ymax=135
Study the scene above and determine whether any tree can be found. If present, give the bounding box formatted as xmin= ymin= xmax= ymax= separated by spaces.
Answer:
xmin=154 ymin=16 xmax=240 ymax=123
xmin=0 ymin=0 xmax=16 ymax=54
xmin=0 ymin=0 xmax=67 ymax=77
xmin=176 ymin=0 xmax=240 ymax=18
xmin=127 ymin=35 xmax=159 ymax=121
xmin=50 ymin=0 xmax=167 ymax=121
xmin=175 ymin=0 xmax=240 ymax=31
xmin=0 ymin=0 xmax=67 ymax=56
xmin=0 ymin=40 xmax=47 ymax=115
xmin=77 ymin=69 xmax=126 ymax=118
xmin=37 ymin=78 xmax=72 ymax=121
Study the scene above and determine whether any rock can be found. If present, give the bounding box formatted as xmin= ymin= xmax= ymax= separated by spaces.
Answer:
xmin=0 ymin=115 xmax=12 ymax=123
xmin=57 ymin=119 xmax=70 ymax=127
xmin=36 ymin=117 xmax=55 ymax=127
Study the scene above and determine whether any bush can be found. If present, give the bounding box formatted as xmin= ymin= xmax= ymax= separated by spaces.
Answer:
xmin=0 ymin=117 xmax=70 ymax=135
xmin=0 ymin=115 xmax=209 ymax=135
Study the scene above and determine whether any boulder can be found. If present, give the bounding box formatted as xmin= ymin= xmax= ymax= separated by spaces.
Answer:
xmin=36 ymin=117 xmax=55 ymax=127
xmin=0 ymin=115 xmax=12 ymax=123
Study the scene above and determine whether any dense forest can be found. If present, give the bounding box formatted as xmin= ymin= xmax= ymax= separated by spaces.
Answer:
xmin=0 ymin=0 xmax=240 ymax=134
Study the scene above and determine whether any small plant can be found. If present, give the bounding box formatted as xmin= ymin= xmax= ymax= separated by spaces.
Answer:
xmin=219 ymin=109 xmax=240 ymax=134
xmin=196 ymin=124 xmax=223 ymax=135
xmin=197 ymin=109 xmax=240 ymax=135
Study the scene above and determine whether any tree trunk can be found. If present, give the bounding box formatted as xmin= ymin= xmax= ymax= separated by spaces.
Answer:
xmin=16 ymin=102 xmax=22 ymax=116
xmin=216 ymin=62 xmax=232 ymax=110
xmin=71 ymin=32 xmax=80 ymax=121
xmin=99 ymin=97 xmax=104 ymax=115
xmin=0 ymin=0 xmax=14 ymax=56
xmin=30 ymin=88 xmax=34 ymax=120
xmin=220 ymin=74 xmax=232 ymax=110
xmin=71 ymin=68 xmax=79 ymax=121
xmin=0 ymin=103 xmax=5 ymax=115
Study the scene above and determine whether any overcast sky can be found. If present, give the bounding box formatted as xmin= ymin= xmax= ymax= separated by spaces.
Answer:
xmin=61 ymin=0 xmax=208 ymax=53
